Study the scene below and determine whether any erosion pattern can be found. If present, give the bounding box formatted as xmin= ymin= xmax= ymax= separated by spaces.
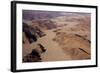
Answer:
xmin=22 ymin=10 xmax=91 ymax=62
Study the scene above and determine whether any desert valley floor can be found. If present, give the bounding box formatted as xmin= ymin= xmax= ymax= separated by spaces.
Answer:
xmin=22 ymin=11 xmax=91 ymax=62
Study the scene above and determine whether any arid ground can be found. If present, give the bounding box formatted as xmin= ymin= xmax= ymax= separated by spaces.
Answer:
xmin=22 ymin=10 xmax=91 ymax=62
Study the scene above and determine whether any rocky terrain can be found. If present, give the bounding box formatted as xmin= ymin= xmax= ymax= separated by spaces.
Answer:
xmin=22 ymin=10 xmax=91 ymax=62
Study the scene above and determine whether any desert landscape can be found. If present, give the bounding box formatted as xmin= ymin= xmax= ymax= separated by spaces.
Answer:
xmin=22 ymin=10 xmax=91 ymax=62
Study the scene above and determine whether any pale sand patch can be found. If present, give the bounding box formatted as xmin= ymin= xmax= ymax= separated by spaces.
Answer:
xmin=36 ymin=30 xmax=72 ymax=61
